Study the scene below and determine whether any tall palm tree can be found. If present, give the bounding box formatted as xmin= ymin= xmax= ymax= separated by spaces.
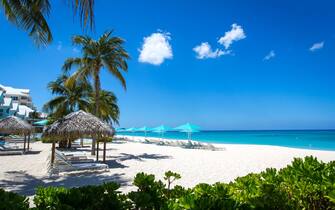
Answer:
xmin=1 ymin=0 xmax=94 ymax=46
xmin=62 ymin=31 xmax=129 ymax=154
xmin=43 ymin=74 xmax=91 ymax=119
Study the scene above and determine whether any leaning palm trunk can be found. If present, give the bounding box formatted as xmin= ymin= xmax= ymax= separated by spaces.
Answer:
xmin=91 ymin=69 xmax=101 ymax=155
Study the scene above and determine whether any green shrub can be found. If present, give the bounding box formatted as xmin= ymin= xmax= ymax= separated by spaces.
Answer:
xmin=0 ymin=188 xmax=29 ymax=210
xmin=128 ymin=172 xmax=167 ymax=209
xmin=34 ymin=183 xmax=131 ymax=210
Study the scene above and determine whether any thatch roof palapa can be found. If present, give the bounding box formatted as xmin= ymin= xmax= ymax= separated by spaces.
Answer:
xmin=44 ymin=110 xmax=114 ymax=164
xmin=0 ymin=116 xmax=33 ymax=135
xmin=43 ymin=110 xmax=114 ymax=139
xmin=0 ymin=116 xmax=33 ymax=152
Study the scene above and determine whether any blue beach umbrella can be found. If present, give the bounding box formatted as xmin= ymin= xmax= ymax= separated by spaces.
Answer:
xmin=136 ymin=126 xmax=152 ymax=137
xmin=33 ymin=119 xmax=48 ymax=126
xmin=174 ymin=123 xmax=200 ymax=140
xmin=115 ymin=128 xmax=126 ymax=132
xmin=125 ymin=127 xmax=137 ymax=132
xmin=152 ymin=125 xmax=172 ymax=138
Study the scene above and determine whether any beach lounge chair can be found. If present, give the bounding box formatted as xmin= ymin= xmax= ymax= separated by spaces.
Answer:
xmin=0 ymin=145 xmax=23 ymax=155
xmin=51 ymin=150 xmax=107 ymax=173
xmin=55 ymin=150 xmax=94 ymax=163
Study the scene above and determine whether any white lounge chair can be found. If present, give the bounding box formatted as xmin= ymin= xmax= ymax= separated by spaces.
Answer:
xmin=0 ymin=145 xmax=23 ymax=155
xmin=50 ymin=150 xmax=108 ymax=174
xmin=55 ymin=150 xmax=94 ymax=163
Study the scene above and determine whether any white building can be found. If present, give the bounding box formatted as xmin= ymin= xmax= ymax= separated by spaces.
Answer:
xmin=0 ymin=84 xmax=34 ymax=108
xmin=0 ymin=84 xmax=35 ymax=119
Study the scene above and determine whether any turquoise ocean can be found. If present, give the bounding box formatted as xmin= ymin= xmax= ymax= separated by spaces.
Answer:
xmin=117 ymin=130 xmax=335 ymax=151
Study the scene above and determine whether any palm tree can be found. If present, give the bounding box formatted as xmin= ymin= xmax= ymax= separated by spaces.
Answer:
xmin=1 ymin=0 xmax=94 ymax=46
xmin=63 ymin=31 xmax=129 ymax=154
xmin=89 ymin=90 xmax=120 ymax=125
xmin=43 ymin=74 xmax=91 ymax=119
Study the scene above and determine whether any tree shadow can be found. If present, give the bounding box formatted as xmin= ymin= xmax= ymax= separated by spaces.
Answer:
xmin=104 ymin=160 xmax=129 ymax=169
xmin=110 ymin=140 xmax=127 ymax=144
xmin=25 ymin=150 xmax=42 ymax=155
xmin=0 ymin=170 xmax=130 ymax=196
xmin=110 ymin=153 xmax=172 ymax=162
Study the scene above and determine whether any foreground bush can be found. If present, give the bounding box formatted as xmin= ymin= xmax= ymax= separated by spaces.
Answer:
xmin=1 ymin=156 xmax=335 ymax=209
xmin=0 ymin=189 xmax=29 ymax=210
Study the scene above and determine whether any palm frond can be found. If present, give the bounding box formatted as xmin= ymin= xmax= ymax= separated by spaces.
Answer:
xmin=69 ymin=0 xmax=94 ymax=29
xmin=1 ymin=0 xmax=52 ymax=46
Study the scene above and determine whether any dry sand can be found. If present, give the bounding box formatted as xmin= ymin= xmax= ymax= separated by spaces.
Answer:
xmin=1 ymin=139 xmax=335 ymax=197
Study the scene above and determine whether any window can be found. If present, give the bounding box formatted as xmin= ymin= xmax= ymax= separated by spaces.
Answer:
xmin=11 ymin=96 xmax=19 ymax=100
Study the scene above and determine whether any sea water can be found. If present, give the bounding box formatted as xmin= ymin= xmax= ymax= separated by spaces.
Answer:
xmin=117 ymin=130 xmax=335 ymax=151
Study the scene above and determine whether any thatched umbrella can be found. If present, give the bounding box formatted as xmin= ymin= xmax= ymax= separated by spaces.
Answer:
xmin=43 ymin=110 xmax=114 ymax=165
xmin=0 ymin=116 xmax=33 ymax=152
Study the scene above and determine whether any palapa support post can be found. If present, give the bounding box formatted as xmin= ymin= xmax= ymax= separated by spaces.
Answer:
xmin=51 ymin=140 xmax=56 ymax=166
xmin=103 ymin=138 xmax=107 ymax=163
xmin=80 ymin=138 xmax=84 ymax=147
xmin=23 ymin=134 xmax=26 ymax=153
xmin=27 ymin=133 xmax=30 ymax=151
xmin=91 ymin=139 xmax=96 ymax=155
xmin=96 ymin=140 xmax=99 ymax=161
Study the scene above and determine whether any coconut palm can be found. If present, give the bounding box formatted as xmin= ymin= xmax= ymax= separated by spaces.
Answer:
xmin=43 ymin=74 xmax=91 ymax=120
xmin=1 ymin=0 xmax=94 ymax=46
xmin=63 ymin=31 xmax=129 ymax=154
xmin=44 ymin=74 xmax=120 ymax=124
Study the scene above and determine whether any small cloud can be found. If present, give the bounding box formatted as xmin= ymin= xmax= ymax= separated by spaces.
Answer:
xmin=138 ymin=32 xmax=173 ymax=65
xmin=263 ymin=50 xmax=275 ymax=60
xmin=56 ymin=41 xmax=62 ymax=51
xmin=218 ymin=23 xmax=246 ymax=49
xmin=72 ymin=47 xmax=79 ymax=53
xmin=193 ymin=42 xmax=230 ymax=59
xmin=309 ymin=41 xmax=324 ymax=52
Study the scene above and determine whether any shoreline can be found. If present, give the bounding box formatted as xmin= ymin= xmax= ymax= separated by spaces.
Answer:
xmin=115 ymin=134 xmax=335 ymax=152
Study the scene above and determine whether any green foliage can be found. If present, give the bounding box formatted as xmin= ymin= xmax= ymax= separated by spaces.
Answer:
xmin=164 ymin=171 xmax=181 ymax=191
xmin=2 ymin=156 xmax=335 ymax=209
xmin=0 ymin=0 xmax=94 ymax=46
xmin=0 ymin=188 xmax=29 ymax=210
xmin=40 ymin=137 xmax=53 ymax=143
xmin=44 ymin=73 xmax=121 ymax=125
xmin=128 ymin=172 xmax=167 ymax=210
xmin=34 ymin=183 xmax=131 ymax=210
xmin=278 ymin=156 xmax=335 ymax=209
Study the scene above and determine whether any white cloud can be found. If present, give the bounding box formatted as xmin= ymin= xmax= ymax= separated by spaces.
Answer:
xmin=263 ymin=50 xmax=275 ymax=60
xmin=56 ymin=41 xmax=62 ymax=51
xmin=138 ymin=32 xmax=173 ymax=65
xmin=218 ymin=23 xmax=246 ymax=49
xmin=309 ymin=41 xmax=324 ymax=52
xmin=193 ymin=42 xmax=230 ymax=59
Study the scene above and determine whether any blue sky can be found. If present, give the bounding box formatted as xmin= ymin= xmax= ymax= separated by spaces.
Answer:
xmin=1 ymin=0 xmax=335 ymax=130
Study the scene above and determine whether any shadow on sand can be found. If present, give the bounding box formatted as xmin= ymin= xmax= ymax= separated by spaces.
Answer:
xmin=0 ymin=170 xmax=130 ymax=196
xmin=0 ymin=153 xmax=172 ymax=196
xmin=109 ymin=152 xmax=172 ymax=162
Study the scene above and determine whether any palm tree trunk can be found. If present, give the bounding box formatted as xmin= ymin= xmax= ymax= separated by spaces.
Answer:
xmin=91 ymin=68 xmax=101 ymax=155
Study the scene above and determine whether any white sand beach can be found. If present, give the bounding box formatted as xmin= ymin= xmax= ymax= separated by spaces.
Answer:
xmin=1 ymin=138 xmax=335 ymax=197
